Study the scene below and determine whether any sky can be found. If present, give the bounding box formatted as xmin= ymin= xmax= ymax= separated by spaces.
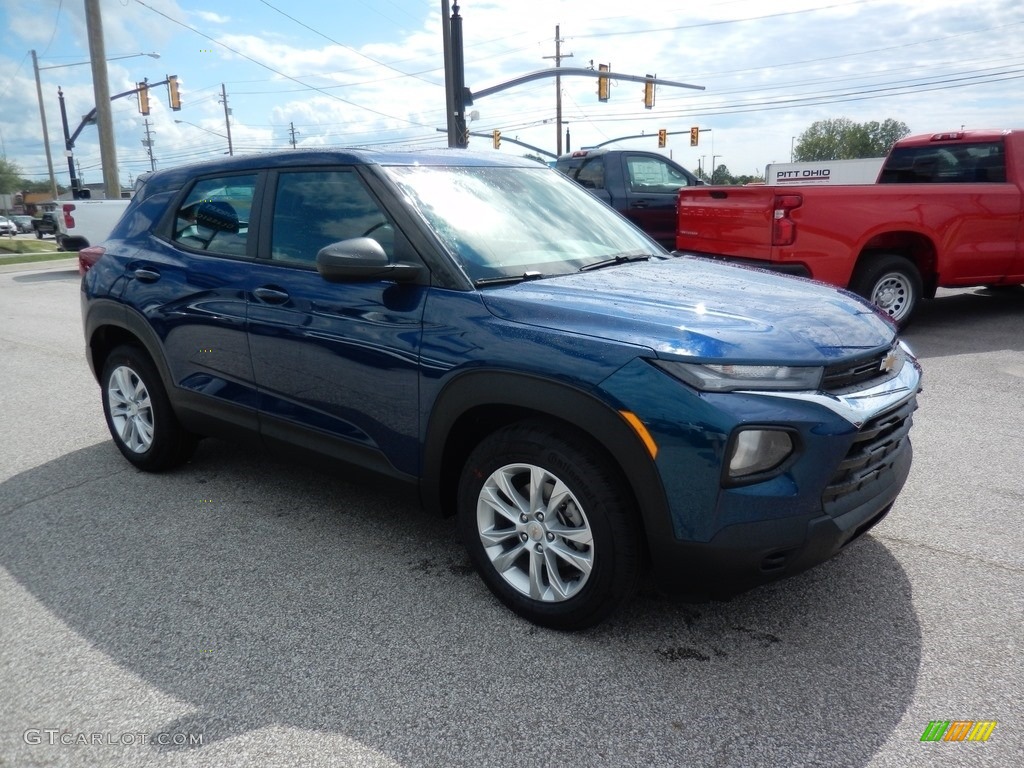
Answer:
xmin=1 ymin=0 xmax=1022 ymax=192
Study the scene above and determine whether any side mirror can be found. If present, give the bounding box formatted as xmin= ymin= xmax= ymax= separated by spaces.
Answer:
xmin=315 ymin=237 xmax=424 ymax=283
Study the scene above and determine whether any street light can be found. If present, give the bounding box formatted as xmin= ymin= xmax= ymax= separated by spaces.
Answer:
xmin=711 ymin=154 xmax=723 ymax=184
xmin=32 ymin=51 xmax=159 ymax=199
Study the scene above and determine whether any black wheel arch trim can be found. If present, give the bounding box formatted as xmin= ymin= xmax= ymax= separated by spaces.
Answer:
xmin=421 ymin=369 xmax=676 ymax=563
xmin=84 ymin=298 xmax=175 ymax=388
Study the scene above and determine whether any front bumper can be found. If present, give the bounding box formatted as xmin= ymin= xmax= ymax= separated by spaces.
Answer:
xmin=651 ymin=431 xmax=910 ymax=597
xmin=601 ymin=345 xmax=921 ymax=598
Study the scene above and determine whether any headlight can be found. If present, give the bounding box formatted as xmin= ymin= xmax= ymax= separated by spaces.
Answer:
xmin=726 ymin=428 xmax=795 ymax=481
xmin=653 ymin=360 xmax=823 ymax=392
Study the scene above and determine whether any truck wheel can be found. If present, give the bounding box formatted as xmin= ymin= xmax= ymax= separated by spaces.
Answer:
xmin=101 ymin=345 xmax=197 ymax=471
xmin=457 ymin=420 xmax=641 ymax=630
xmin=850 ymin=254 xmax=922 ymax=329
xmin=35 ymin=230 xmax=42 ymax=239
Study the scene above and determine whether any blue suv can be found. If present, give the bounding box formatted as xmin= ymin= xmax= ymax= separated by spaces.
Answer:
xmin=81 ymin=150 xmax=921 ymax=629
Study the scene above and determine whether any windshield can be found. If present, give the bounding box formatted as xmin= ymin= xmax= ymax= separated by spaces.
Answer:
xmin=384 ymin=164 xmax=664 ymax=283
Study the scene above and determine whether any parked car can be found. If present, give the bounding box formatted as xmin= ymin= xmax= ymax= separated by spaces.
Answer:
xmin=0 ymin=216 xmax=17 ymax=236
xmin=11 ymin=215 xmax=35 ymax=234
xmin=81 ymin=149 xmax=922 ymax=629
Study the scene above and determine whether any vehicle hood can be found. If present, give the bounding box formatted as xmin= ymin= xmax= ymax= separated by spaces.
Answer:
xmin=479 ymin=256 xmax=895 ymax=363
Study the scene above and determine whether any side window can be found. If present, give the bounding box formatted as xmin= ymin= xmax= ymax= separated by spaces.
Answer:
xmin=172 ymin=175 xmax=257 ymax=256
xmin=270 ymin=170 xmax=395 ymax=266
xmin=880 ymin=142 xmax=1006 ymax=183
xmin=575 ymin=159 xmax=606 ymax=190
xmin=625 ymin=156 xmax=691 ymax=193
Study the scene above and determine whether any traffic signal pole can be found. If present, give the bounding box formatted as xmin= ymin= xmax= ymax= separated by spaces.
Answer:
xmin=443 ymin=9 xmax=704 ymax=152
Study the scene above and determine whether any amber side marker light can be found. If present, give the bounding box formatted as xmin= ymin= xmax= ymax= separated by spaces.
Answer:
xmin=619 ymin=411 xmax=658 ymax=459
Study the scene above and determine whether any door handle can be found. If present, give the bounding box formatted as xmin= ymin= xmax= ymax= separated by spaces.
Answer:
xmin=629 ymin=201 xmax=649 ymax=209
xmin=132 ymin=268 xmax=161 ymax=282
xmin=253 ymin=286 xmax=290 ymax=303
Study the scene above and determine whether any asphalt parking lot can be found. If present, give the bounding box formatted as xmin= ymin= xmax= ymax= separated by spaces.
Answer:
xmin=1 ymin=260 xmax=1021 ymax=767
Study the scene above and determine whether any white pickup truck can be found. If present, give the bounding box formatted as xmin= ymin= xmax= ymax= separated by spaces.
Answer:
xmin=56 ymin=198 xmax=131 ymax=252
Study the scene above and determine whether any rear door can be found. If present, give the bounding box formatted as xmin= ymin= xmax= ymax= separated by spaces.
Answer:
xmin=118 ymin=172 xmax=261 ymax=428
xmin=244 ymin=166 xmax=428 ymax=478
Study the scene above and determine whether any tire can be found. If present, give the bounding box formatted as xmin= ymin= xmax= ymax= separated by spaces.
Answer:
xmin=100 ymin=345 xmax=197 ymax=471
xmin=457 ymin=420 xmax=641 ymax=630
xmin=35 ymin=229 xmax=42 ymax=239
xmin=849 ymin=254 xmax=922 ymax=329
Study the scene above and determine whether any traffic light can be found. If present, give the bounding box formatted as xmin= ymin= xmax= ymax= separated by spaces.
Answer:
xmin=137 ymin=81 xmax=150 ymax=116
xmin=690 ymin=126 xmax=699 ymax=146
xmin=167 ymin=75 xmax=181 ymax=111
xmin=643 ymin=76 xmax=655 ymax=109
xmin=492 ymin=129 xmax=501 ymax=149
xmin=597 ymin=63 xmax=610 ymax=102
xmin=658 ymin=129 xmax=667 ymax=149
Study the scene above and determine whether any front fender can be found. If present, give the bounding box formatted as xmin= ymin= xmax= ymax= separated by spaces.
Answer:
xmin=420 ymin=369 xmax=673 ymax=559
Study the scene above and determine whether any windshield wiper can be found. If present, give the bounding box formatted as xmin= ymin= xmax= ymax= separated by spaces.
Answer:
xmin=475 ymin=271 xmax=545 ymax=286
xmin=578 ymin=251 xmax=652 ymax=272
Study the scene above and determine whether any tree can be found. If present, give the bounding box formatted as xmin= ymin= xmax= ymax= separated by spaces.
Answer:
xmin=19 ymin=178 xmax=66 ymax=195
xmin=0 ymin=158 xmax=22 ymax=195
xmin=521 ymin=153 xmax=551 ymax=166
xmin=693 ymin=164 xmax=764 ymax=186
xmin=794 ymin=118 xmax=910 ymax=161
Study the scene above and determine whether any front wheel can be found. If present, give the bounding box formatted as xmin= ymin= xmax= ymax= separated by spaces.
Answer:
xmin=849 ymin=254 xmax=922 ymax=329
xmin=101 ymin=345 xmax=197 ymax=471
xmin=457 ymin=421 xmax=641 ymax=630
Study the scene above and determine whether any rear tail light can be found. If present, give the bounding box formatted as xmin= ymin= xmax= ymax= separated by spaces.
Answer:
xmin=78 ymin=245 xmax=105 ymax=276
xmin=772 ymin=194 xmax=802 ymax=247
xmin=62 ymin=203 xmax=76 ymax=230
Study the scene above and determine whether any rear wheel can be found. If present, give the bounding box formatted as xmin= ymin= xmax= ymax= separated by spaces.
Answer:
xmin=457 ymin=421 xmax=641 ymax=630
xmin=850 ymin=254 xmax=922 ymax=328
xmin=101 ymin=345 xmax=197 ymax=471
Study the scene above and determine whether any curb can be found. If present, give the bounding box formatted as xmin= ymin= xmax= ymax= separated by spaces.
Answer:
xmin=0 ymin=257 xmax=79 ymax=275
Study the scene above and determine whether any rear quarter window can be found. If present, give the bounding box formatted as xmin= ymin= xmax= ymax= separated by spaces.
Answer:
xmin=879 ymin=141 xmax=1006 ymax=183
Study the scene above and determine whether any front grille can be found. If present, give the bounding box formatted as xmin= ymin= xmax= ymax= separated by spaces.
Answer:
xmin=822 ymin=396 xmax=916 ymax=512
xmin=822 ymin=345 xmax=901 ymax=393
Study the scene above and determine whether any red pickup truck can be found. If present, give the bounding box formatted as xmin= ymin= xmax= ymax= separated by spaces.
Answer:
xmin=676 ymin=129 xmax=1024 ymax=325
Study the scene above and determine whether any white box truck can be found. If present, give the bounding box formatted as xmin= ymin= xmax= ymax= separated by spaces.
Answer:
xmin=764 ymin=158 xmax=885 ymax=186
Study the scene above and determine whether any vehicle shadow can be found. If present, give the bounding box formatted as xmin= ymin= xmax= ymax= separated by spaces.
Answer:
xmin=903 ymin=286 xmax=1024 ymax=357
xmin=0 ymin=440 xmax=920 ymax=767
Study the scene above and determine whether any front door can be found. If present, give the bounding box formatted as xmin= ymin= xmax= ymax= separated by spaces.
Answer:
xmin=244 ymin=167 xmax=428 ymax=478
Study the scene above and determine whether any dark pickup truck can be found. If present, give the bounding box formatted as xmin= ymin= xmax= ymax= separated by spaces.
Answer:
xmin=556 ymin=148 xmax=703 ymax=249
xmin=32 ymin=212 xmax=61 ymax=239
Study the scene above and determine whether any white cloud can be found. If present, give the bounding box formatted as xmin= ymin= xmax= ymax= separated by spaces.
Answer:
xmin=193 ymin=10 xmax=230 ymax=24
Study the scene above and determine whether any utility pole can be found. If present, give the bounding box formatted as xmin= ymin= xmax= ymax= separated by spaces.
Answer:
xmin=543 ymin=26 xmax=572 ymax=157
xmin=141 ymin=119 xmax=156 ymax=171
xmin=31 ymin=51 xmax=59 ymax=200
xmin=84 ymin=0 xmax=120 ymax=200
xmin=289 ymin=122 xmax=299 ymax=149
xmin=219 ymin=83 xmax=234 ymax=156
